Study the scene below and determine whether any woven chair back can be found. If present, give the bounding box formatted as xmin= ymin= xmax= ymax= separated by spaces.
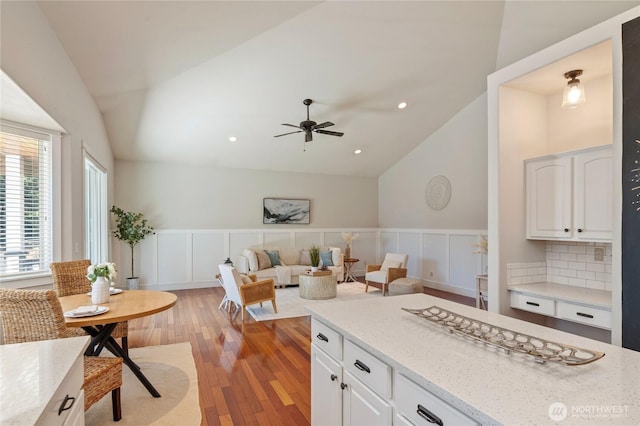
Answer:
xmin=50 ymin=259 xmax=92 ymax=296
xmin=0 ymin=288 xmax=70 ymax=344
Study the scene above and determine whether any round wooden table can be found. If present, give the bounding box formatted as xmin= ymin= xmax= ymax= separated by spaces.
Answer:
xmin=343 ymin=257 xmax=359 ymax=282
xmin=60 ymin=290 xmax=177 ymax=397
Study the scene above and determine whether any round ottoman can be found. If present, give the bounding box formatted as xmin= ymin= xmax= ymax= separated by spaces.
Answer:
xmin=388 ymin=278 xmax=423 ymax=296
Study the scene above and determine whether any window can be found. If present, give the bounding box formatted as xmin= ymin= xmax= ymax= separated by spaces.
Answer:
xmin=0 ymin=125 xmax=53 ymax=278
xmin=84 ymin=153 xmax=107 ymax=263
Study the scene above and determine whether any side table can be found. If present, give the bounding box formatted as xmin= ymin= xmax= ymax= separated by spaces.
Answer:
xmin=299 ymin=273 xmax=337 ymax=299
xmin=343 ymin=258 xmax=359 ymax=282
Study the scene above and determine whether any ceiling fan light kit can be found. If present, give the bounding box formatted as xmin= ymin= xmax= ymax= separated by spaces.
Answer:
xmin=274 ymin=99 xmax=344 ymax=144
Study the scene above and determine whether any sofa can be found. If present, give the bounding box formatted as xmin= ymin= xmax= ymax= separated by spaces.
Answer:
xmin=236 ymin=247 xmax=344 ymax=286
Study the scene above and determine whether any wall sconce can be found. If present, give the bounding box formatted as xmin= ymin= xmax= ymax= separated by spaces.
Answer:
xmin=562 ymin=69 xmax=586 ymax=108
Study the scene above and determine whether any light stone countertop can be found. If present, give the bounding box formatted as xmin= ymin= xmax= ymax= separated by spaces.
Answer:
xmin=0 ymin=336 xmax=90 ymax=425
xmin=508 ymin=281 xmax=612 ymax=308
xmin=307 ymin=293 xmax=640 ymax=425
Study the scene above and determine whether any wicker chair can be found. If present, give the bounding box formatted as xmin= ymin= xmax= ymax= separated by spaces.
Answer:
xmin=218 ymin=264 xmax=277 ymax=321
xmin=365 ymin=253 xmax=409 ymax=296
xmin=0 ymin=288 xmax=123 ymax=421
xmin=50 ymin=260 xmax=129 ymax=354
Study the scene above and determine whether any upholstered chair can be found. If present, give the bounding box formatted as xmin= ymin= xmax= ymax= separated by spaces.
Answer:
xmin=0 ymin=288 xmax=123 ymax=420
xmin=218 ymin=264 xmax=277 ymax=321
xmin=50 ymin=260 xmax=129 ymax=354
xmin=365 ymin=253 xmax=409 ymax=296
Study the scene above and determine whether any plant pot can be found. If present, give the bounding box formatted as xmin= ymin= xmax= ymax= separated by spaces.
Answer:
xmin=127 ymin=277 xmax=140 ymax=290
xmin=311 ymin=266 xmax=319 ymax=273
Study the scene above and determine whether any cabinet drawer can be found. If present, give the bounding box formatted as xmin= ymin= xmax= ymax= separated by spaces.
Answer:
xmin=557 ymin=301 xmax=611 ymax=330
xmin=344 ymin=340 xmax=391 ymax=399
xmin=394 ymin=374 xmax=477 ymax=426
xmin=38 ymin=354 xmax=83 ymax=425
xmin=312 ymin=318 xmax=343 ymax=360
xmin=510 ymin=292 xmax=555 ymax=316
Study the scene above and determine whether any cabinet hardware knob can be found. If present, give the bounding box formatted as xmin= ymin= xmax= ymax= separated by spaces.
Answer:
xmin=417 ymin=404 xmax=443 ymax=426
xmin=564 ymin=228 xmax=569 ymax=232
xmin=316 ymin=333 xmax=328 ymax=342
xmin=340 ymin=382 xmax=348 ymax=390
xmin=577 ymin=228 xmax=583 ymax=233
xmin=58 ymin=395 xmax=75 ymax=415
xmin=354 ymin=360 xmax=371 ymax=374
xmin=330 ymin=374 xmax=338 ymax=381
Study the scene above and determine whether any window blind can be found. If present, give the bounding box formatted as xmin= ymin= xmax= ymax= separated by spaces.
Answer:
xmin=0 ymin=128 xmax=52 ymax=277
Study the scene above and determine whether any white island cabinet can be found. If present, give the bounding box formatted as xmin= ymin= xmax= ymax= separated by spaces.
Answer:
xmin=0 ymin=336 xmax=89 ymax=426
xmin=307 ymin=293 xmax=640 ymax=425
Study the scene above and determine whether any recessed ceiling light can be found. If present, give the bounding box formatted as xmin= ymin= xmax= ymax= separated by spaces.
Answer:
xmin=354 ymin=149 xmax=362 ymax=155
xmin=397 ymin=102 xmax=407 ymax=109
xmin=229 ymin=136 xmax=237 ymax=142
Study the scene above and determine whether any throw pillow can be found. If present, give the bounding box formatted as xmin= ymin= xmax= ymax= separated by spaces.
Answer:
xmin=243 ymin=249 xmax=258 ymax=272
xmin=320 ymin=250 xmax=334 ymax=267
xmin=240 ymin=274 xmax=253 ymax=284
xmin=264 ymin=250 xmax=282 ymax=266
xmin=256 ymin=250 xmax=272 ymax=270
xmin=328 ymin=247 xmax=342 ymax=266
xmin=380 ymin=259 xmax=402 ymax=270
xmin=299 ymin=249 xmax=311 ymax=266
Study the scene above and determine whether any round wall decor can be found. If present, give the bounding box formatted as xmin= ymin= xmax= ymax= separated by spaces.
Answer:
xmin=426 ymin=175 xmax=451 ymax=210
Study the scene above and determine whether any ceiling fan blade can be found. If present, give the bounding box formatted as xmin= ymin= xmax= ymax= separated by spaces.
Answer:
xmin=315 ymin=129 xmax=344 ymax=137
xmin=274 ymin=130 xmax=303 ymax=137
xmin=313 ymin=121 xmax=334 ymax=129
xmin=305 ymin=132 xmax=312 ymax=143
xmin=281 ymin=123 xmax=301 ymax=129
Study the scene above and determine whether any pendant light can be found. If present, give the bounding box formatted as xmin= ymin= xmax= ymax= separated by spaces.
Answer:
xmin=562 ymin=69 xmax=586 ymax=108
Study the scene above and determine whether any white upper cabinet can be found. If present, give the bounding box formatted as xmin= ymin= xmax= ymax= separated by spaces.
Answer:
xmin=526 ymin=145 xmax=612 ymax=242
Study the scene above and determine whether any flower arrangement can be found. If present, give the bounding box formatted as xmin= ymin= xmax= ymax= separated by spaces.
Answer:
xmin=341 ymin=232 xmax=359 ymax=245
xmin=86 ymin=262 xmax=117 ymax=283
xmin=470 ymin=235 xmax=488 ymax=255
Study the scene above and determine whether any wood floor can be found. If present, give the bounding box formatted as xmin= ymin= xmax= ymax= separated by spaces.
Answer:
xmin=126 ymin=281 xmax=475 ymax=425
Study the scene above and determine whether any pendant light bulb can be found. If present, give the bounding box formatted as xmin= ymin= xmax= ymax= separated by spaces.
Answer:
xmin=562 ymin=69 xmax=586 ymax=108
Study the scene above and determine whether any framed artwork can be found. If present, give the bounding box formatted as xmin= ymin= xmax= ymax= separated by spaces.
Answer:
xmin=263 ymin=198 xmax=310 ymax=224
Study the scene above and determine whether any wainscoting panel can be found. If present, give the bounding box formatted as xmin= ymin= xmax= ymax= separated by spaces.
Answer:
xmin=422 ymin=233 xmax=448 ymax=284
xmin=121 ymin=228 xmax=486 ymax=295
xmin=157 ymin=233 xmax=190 ymax=285
xmin=192 ymin=232 xmax=225 ymax=282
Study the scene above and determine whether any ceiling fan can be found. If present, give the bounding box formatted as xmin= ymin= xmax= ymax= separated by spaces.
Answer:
xmin=274 ymin=99 xmax=344 ymax=143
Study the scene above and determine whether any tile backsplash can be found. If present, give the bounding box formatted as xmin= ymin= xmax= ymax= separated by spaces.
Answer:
xmin=508 ymin=241 xmax=612 ymax=291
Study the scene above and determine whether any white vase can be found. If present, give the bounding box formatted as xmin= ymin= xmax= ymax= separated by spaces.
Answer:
xmin=91 ymin=276 xmax=110 ymax=304
xmin=311 ymin=266 xmax=319 ymax=273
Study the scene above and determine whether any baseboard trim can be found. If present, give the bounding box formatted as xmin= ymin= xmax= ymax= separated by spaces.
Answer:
xmin=137 ymin=281 xmax=221 ymax=291
xmin=419 ymin=279 xmax=476 ymax=299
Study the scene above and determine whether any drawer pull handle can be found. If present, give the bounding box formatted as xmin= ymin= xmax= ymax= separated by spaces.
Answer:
xmin=417 ymin=404 xmax=443 ymax=426
xmin=577 ymin=312 xmax=594 ymax=319
xmin=58 ymin=395 xmax=75 ymax=415
xmin=354 ymin=359 xmax=371 ymax=374
xmin=316 ymin=333 xmax=329 ymax=342
xmin=330 ymin=374 xmax=338 ymax=381
xmin=526 ymin=301 xmax=540 ymax=307
xmin=577 ymin=228 xmax=583 ymax=233
xmin=564 ymin=228 xmax=569 ymax=233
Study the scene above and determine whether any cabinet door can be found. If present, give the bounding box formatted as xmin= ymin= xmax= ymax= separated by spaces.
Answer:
xmin=342 ymin=371 xmax=392 ymax=426
xmin=574 ymin=148 xmax=612 ymax=241
xmin=526 ymin=156 xmax=572 ymax=239
xmin=311 ymin=346 xmax=342 ymax=426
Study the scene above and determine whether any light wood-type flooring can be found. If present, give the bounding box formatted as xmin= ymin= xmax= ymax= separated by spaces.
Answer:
xmin=126 ymin=280 xmax=475 ymax=425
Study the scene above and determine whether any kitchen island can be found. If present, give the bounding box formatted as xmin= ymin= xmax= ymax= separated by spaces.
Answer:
xmin=307 ymin=293 xmax=640 ymax=425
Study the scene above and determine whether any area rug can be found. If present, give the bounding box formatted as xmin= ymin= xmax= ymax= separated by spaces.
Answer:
xmin=85 ymin=342 xmax=201 ymax=425
xmin=246 ymin=281 xmax=382 ymax=321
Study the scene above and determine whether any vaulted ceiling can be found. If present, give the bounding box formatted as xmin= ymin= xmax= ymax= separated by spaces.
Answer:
xmin=4 ymin=1 xmax=638 ymax=177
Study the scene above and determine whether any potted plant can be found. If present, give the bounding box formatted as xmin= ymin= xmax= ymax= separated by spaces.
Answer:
xmin=309 ymin=245 xmax=320 ymax=272
xmin=111 ymin=206 xmax=155 ymax=289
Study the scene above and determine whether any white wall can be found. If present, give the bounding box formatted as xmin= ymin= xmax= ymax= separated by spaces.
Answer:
xmin=0 ymin=2 xmax=114 ymax=268
xmin=378 ymin=94 xmax=488 ymax=230
xmin=114 ymin=160 xmax=378 ymax=229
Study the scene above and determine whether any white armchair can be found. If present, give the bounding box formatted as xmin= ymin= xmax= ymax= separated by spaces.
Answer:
xmin=218 ymin=264 xmax=278 ymax=321
xmin=364 ymin=253 xmax=409 ymax=296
